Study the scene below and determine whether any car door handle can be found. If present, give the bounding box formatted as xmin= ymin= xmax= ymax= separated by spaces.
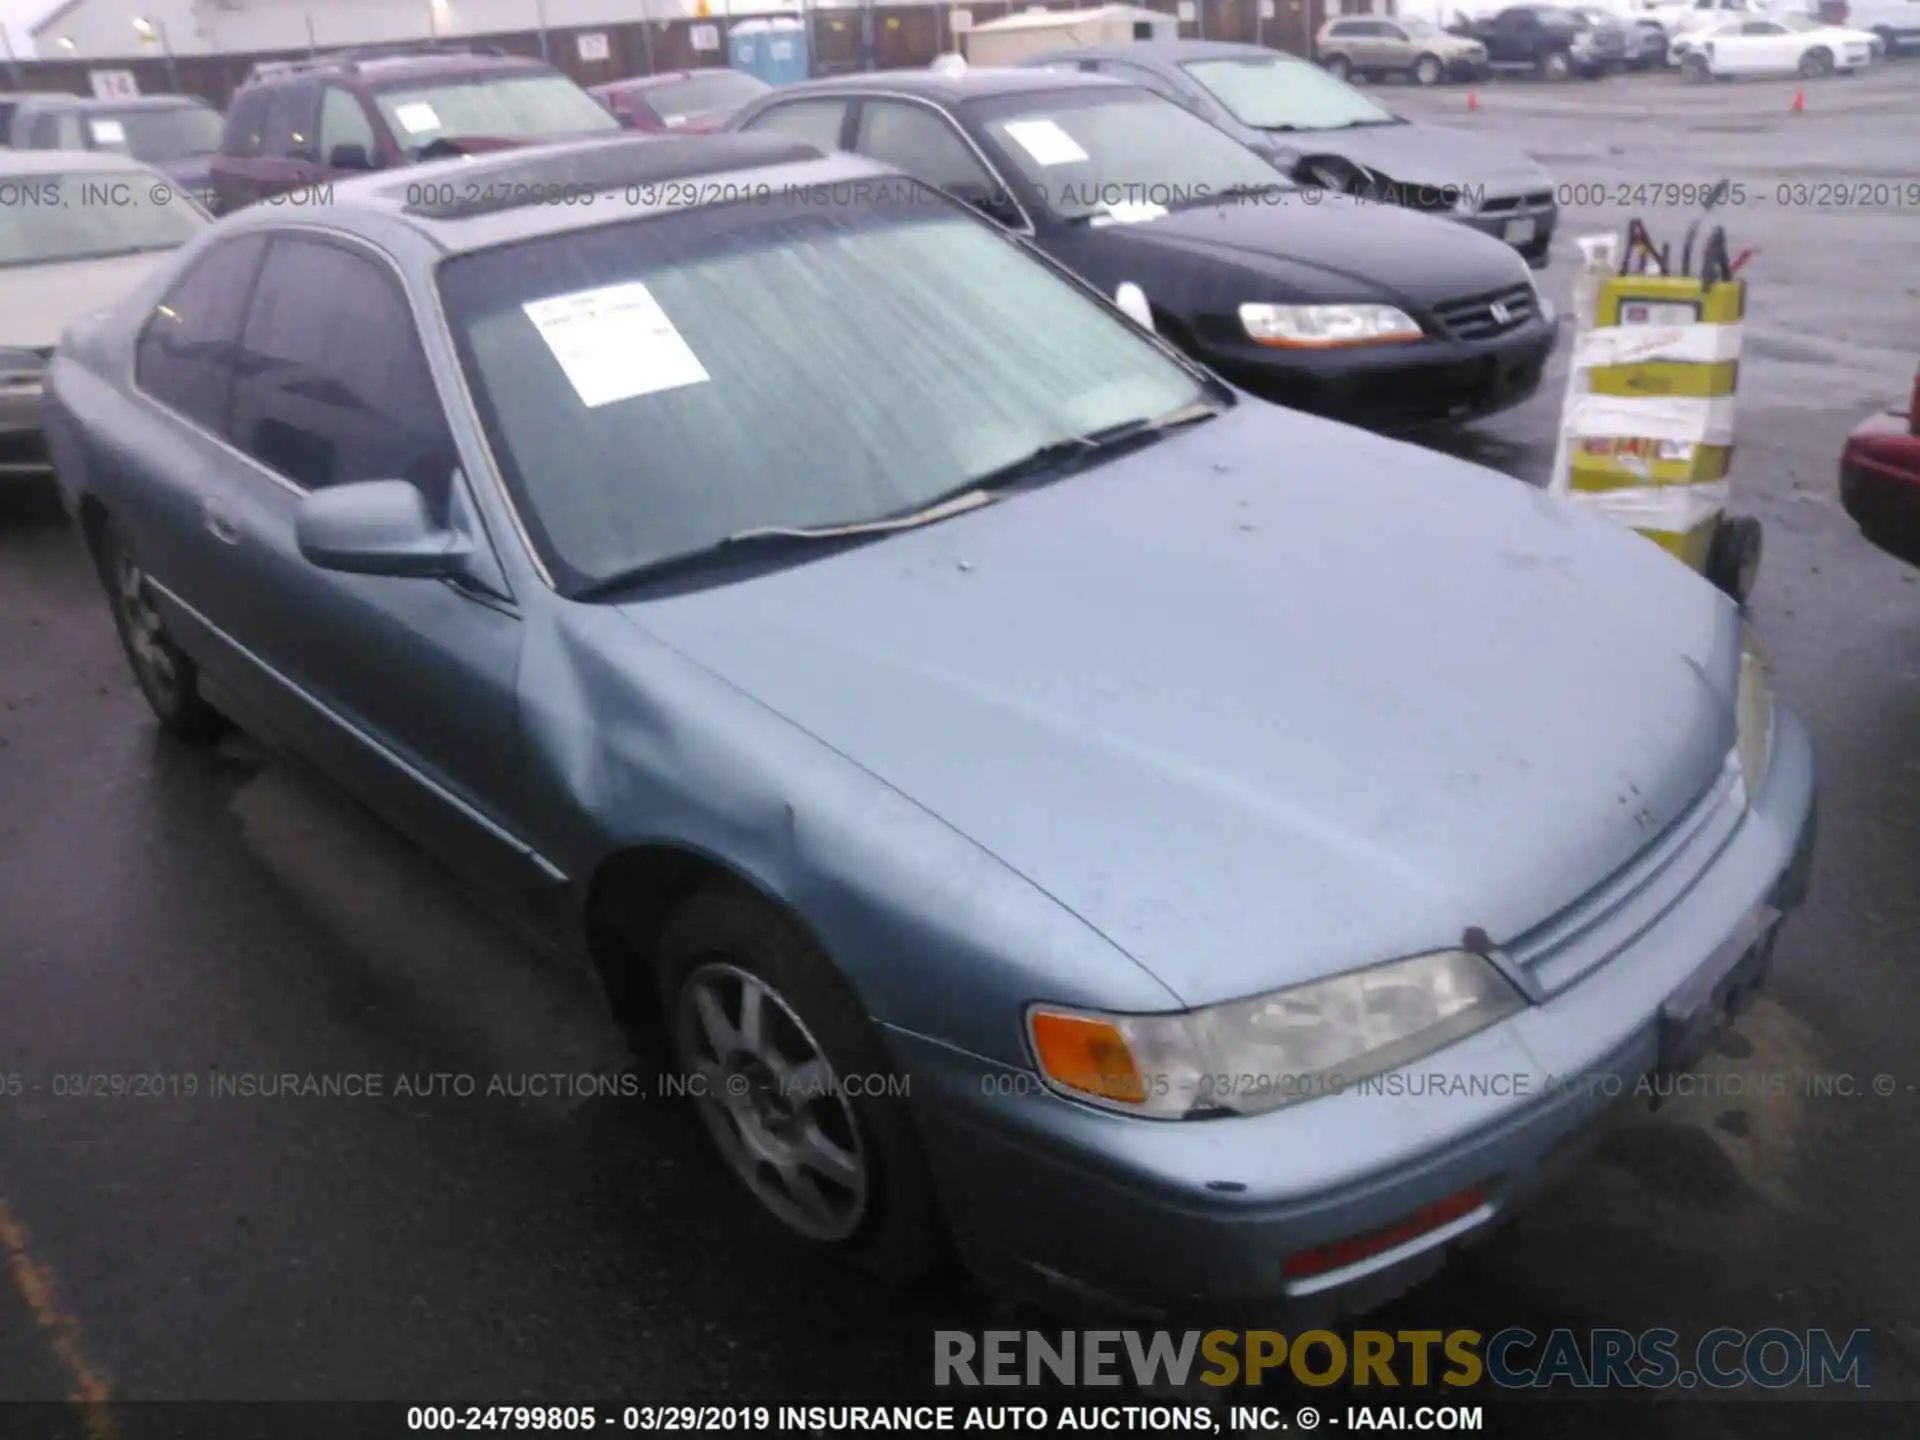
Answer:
xmin=202 ymin=496 xmax=240 ymax=544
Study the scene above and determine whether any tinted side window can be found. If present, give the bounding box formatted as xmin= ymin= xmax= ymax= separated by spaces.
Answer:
xmin=262 ymin=84 xmax=320 ymax=160
xmin=853 ymin=100 xmax=992 ymax=193
xmin=229 ymin=238 xmax=456 ymax=510
xmin=741 ymin=98 xmax=850 ymax=151
xmin=223 ymin=88 xmax=272 ymax=157
xmin=318 ymin=87 xmax=379 ymax=162
xmin=135 ymin=235 xmax=271 ymax=438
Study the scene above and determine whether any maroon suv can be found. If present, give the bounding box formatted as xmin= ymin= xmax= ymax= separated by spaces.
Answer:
xmin=208 ymin=45 xmax=625 ymax=215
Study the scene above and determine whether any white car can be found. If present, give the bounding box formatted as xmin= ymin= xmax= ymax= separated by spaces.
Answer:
xmin=1676 ymin=13 xmax=1881 ymax=75
xmin=0 ymin=148 xmax=208 ymax=481
xmin=1643 ymin=0 xmax=1811 ymax=41
xmin=1845 ymin=0 xmax=1920 ymax=54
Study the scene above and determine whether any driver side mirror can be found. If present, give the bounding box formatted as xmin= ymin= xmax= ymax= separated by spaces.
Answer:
xmin=297 ymin=480 xmax=470 ymax=579
xmin=328 ymin=142 xmax=374 ymax=170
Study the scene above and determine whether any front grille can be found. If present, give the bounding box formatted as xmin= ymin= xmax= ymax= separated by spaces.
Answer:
xmin=1432 ymin=282 xmax=1536 ymax=342
xmin=1477 ymin=189 xmax=1554 ymax=217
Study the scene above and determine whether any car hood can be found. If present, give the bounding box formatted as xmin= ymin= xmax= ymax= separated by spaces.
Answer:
xmin=620 ymin=404 xmax=1739 ymax=1008
xmin=1091 ymin=192 xmax=1531 ymax=308
xmin=1256 ymin=122 xmax=1549 ymax=199
xmin=0 ymin=251 xmax=176 ymax=351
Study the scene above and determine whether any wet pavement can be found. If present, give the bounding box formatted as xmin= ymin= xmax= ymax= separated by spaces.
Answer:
xmin=3 ymin=60 xmax=1919 ymax=1440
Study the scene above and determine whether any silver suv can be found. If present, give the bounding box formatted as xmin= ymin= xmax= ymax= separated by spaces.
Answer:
xmin=1316 ymin=16 xmax=1491 ymax=84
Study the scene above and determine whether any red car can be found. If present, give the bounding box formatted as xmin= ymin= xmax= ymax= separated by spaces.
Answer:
xmin=591 ymin=70 xmax=772 ymax=133
xmin=1840 ymin=363 xmax=1920 ymax=569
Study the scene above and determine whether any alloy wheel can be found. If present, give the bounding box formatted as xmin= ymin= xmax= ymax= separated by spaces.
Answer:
xmin=674 ymin=960 xmax=870 ymax=1242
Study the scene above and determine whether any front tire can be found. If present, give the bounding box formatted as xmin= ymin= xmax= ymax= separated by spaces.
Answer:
xmin=1706 ymin=516 xmax=1764 ymax=606
xmin=1538 ymin=48 xmax=1572 ymax=80
xmin=656 ymin=883 xmax=943 ymax=1281
xmin=1798 ymin=45 xmax=1833 ymax=77
xmin=1412 ymin=53 xmax=1444 ymax=85
xmin=1324 ymin=53 xmax=1352 ymax=80
xmin=1682 ymin=53 xmax=1711 ymax=82
xmin=97 ymin=518 xmax=225 ymax=741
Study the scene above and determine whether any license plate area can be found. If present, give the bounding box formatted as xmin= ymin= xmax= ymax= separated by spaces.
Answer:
xmin=1505 ymin=216 xmax=1538 ymax=246
xmin=1656 ymin=907 xmax=1780 ymax=1082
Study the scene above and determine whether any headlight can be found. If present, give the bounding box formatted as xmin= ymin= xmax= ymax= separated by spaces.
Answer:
xmin=1239 ymin=302 xmax=1423 ymax=348
xmin=1026 ymin=950 xmax=1524 ymax=1120
xmin=1736 ymin=622 xmax=1774 ymax=803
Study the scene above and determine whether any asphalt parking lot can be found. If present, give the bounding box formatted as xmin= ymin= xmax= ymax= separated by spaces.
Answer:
xmin=2 ymin=59 xmax=1918 ymax=1439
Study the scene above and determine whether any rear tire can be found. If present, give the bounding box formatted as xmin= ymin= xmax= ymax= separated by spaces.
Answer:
xmin=655 ymin=883 xmax=944 ymax=1283
xmin=97 ymin=518 xmax=226 ymax=741
xmin=1413 ymin=53 xmax=1445 ymax=85
xmin=1798 ymin=45 xmax=1833 ymax=77
xmin=1324 ymin=53 xmax=1352 ymax=80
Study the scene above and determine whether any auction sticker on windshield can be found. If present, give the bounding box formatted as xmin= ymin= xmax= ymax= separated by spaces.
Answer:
xmin=394 ymin=102 xmax=443 ymax=134
xmin=1001 ymin=119 xmax=1088 ymax=167
xmin=523 ymin=282 xmax=710 ymax=408
xmin=87 ymin=118 xmax=126 ymax=145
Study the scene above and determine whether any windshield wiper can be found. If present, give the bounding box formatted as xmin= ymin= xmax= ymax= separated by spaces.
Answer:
xmin=573 ymin=402 xmax=1224 ymax=601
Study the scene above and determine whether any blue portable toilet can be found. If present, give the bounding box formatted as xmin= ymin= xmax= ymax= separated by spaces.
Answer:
xmin=729 ymin=16 xmax=810 ymax=87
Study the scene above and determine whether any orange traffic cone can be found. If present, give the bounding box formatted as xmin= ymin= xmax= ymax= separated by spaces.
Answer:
xmin=1790 ymin=88 xmax=1805 ymax=113
xmin=1467 ymin=89 xmax=1480 ymax=111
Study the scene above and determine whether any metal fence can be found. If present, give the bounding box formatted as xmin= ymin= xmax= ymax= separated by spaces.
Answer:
xmin=1 ymin=0 xmax=1323 ymax=109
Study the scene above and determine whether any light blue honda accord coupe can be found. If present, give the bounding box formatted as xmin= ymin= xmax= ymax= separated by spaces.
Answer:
xmin=43 ymin=132 xmax=1815 ymax=1318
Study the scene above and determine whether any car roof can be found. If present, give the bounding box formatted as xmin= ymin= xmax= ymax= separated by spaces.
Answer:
xmin=214 ymin=132 xmax=906 ymax=256
xmin=239 ymin=49 xmax=556 ymax=93
xmin=1025 ymin=38 xmax=1307 ymax=63
xmin=771 ymin=65 xmax=1129 ymax=104
xmin=0 ymin=147 xmax=170 ymax=177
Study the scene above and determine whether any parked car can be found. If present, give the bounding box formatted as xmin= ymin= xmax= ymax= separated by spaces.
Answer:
xmin=1448 ymin=4 xmax=1631 ymax=76
xmin=1 ymin=93 xmax=225 ymax=204
xmin=1314 ymin=16 xmax=1491 ymax=83
xmin=732 ymin=68 xmax=1557 ymax=430
xmin=1568 ymin=5 xmax=1667 ymax=61
xmin=43 ymin=130 xmax=1815 ymax=1318
xmin=1 ymin=148 xmax=208 ymax=481
xmin=1678 ymin=13 xmax=1881 ymax=74
xmin=1845 ymin=0 xmax=1920 ymax=53
xmin=1839 ymin=363 xmax=1920 ymax=568
xmin=208 ymin=42 xmax=623 ymax=215
xmin=1015 ymin=43 xmax=1557 ymax=263
xmin=591 ymin=69 xmax=773 ymax=132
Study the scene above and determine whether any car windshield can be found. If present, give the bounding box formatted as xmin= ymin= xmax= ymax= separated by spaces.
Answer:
xmin=1774 ymin=14 xmax=1820 ymax=28
xmin=634 ymin=71 xmax=771 ymax=123
xmin=974 ymin=89 xmax=1294 ymax=223
xmin=82 ymin=105 xmax=225 ymax=162
xmin=437 ymin=188 xmax=1207 ymax=594
xmin=1399 ymin=18 xmax=1444 ymax=35
xmin=0 ymin=170 xmax=206 ymax=267
xmin=373 ymin=73 xmax=619 ymax=153
xmin=1179 ymin=55 xmax=1396 ymax=132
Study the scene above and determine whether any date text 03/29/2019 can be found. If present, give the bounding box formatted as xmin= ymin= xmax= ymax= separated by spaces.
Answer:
xmin=402 ymin=1404 xmax=1485 ymax=1432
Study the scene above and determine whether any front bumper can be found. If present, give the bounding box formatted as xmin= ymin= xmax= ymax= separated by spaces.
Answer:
xmin=897 ymin=704 xmax=1817 ymax=1319
xmin=1200 ymin=314 xmax=1558 ymax=432
xmin=1458 ymin=201 xmax=1558 ymax=267
xmin=1839 ymin=411 xmax=1920 ymax=568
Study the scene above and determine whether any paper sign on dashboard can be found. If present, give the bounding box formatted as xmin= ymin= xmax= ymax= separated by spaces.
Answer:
xmin=1001 ymin=119 xmax=1088 ymax=166
xmin=523 ymin=282 xmax=711 ymax=409
xmin=393 ymin=102 xmax=443 ymax=134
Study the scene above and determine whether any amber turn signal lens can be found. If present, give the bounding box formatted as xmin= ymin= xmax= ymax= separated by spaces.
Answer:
xmin=1029 ymin=1011 xmax=1147 ymax=1104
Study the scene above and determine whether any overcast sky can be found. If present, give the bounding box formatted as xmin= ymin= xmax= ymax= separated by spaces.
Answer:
xmin=0 ymin=0 xmax=57 ymax=51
